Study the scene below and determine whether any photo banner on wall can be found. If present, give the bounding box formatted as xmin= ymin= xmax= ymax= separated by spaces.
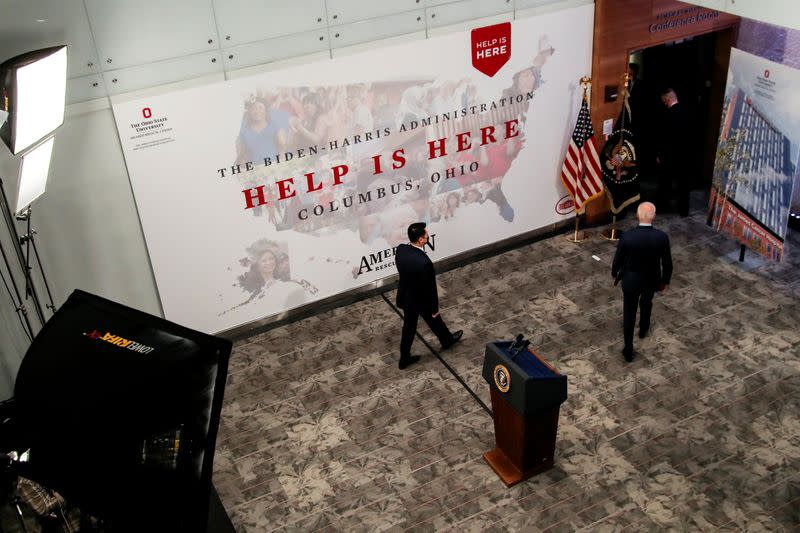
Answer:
xmin=709 ymin=48 xmax=800 ymax=261
xmin=112 ymin=5 xmax=594 ymax=333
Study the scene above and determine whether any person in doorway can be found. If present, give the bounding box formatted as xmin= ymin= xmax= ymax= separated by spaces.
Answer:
xmin=627 ymin=63 xmax=643 ymax=105
xmin=657 ymin=88 xmax=691 ymax=216
xmin=395 ymin=223 xmax=463 ymax=369
xmin=611 ymin=202 xmax=672 ymax=362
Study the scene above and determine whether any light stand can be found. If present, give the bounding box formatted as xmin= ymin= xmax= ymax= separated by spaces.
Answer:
xmin=0 ymin=222 xmax=33 ymax=341
xmin=0 ymin=44 xmax=67 ymax=336
xmin=0 ymin=177 xmax=51 ymax=331
xmin=17 ymin=207 xmax=56 ymax=314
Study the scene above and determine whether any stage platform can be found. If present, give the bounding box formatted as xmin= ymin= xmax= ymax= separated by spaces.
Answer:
xmin=213 ymin=198 xmax=800 ymax=531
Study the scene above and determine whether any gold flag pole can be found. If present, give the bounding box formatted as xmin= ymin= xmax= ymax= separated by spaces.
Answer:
xmin=565 ymin=76 xmax=592 ymax=243
xmin=601 ymin=72 xmax=631 ymax=242
xmin=601 ymin=215 xmax=621 ymax=240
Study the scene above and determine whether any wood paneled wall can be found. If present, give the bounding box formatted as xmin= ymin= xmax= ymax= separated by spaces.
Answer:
xmin=586 ymin=0 xmax=739 ymax=222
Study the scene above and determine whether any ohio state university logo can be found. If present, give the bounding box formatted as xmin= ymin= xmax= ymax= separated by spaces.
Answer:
xmin=471 ymin=22 xmax=511 ymax=77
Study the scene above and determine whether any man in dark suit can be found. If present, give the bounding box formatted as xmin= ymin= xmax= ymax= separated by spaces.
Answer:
xmin=611 ymin=202 xmax=672 ymax=362
xmin=657 ymin=87 xmax=691 ymax=216
xmin=395 ymin=222 xmax=463 ymax=369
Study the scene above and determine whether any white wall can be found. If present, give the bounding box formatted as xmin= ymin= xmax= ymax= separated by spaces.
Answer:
xmin=0 ymin=0 xmax=591 ymax=399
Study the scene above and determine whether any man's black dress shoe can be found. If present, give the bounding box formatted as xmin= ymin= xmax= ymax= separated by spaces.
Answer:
xmin=441 ymin=330 xmax=463 ymax=350
xmin=639 ymin=328 xmax=649 ymax=339
xmin=622 ymin=348 xmax=633 ymax=362
xmin=398 ymin=355 xmax=421 ymax=369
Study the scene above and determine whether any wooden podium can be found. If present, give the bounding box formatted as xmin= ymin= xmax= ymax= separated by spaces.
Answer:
xmin=482 ymin=341 xmax=567 ymax=487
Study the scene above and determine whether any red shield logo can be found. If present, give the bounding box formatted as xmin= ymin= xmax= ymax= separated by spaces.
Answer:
xmin=471 ymin=23 xmax=511 ymax=77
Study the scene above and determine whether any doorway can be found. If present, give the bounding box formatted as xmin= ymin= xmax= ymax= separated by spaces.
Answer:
xmin=628 ymin=28 xmax=735 ymax=211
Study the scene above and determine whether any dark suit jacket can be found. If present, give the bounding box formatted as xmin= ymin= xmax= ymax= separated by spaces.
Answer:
xmin=658 ymin=102 xmax=688 ymax=165
xmin=395 ymin=243 xmax=439 ymax=314
xmin=612 ymin=225 xmax=673 ymax=292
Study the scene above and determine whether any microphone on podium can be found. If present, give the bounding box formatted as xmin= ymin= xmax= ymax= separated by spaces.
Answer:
xmin=511 ymin=340 xmax=531 ymax=360
xmin=508 ymin=334 xmax=524 ymax=353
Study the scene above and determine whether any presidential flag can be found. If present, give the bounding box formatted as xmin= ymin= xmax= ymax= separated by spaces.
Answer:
xmin=560 ymin=98 xmax=603 ymax=213
xmin=600 ymin=91 xmax=641 ymax=214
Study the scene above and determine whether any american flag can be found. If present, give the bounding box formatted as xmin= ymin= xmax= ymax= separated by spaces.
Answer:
xmin=560 ymin=99 xmax=603 ymax=213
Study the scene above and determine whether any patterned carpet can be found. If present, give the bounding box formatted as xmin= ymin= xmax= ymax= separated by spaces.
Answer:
xmin=214 ymin=203 xmax=800 ymax=532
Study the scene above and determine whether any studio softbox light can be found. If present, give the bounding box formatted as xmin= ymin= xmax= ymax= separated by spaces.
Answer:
xmin=13 ymin=289 xmax=232 ymax=531
xmin=0 ymin=45 xmax=67 ymax=155
xmin=15 ymin=135 xmax=54 ymax=214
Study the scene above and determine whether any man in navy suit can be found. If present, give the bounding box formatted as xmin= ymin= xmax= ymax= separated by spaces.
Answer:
xmin=395 ymin=222 xmax=463 ymax=369
xmin=611 ymin=202 xmax=672 ymax=362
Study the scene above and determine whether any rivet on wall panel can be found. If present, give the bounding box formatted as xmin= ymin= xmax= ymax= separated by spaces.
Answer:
xmin=88 ymin=62 xmax=94 ymax=68
xmin=228 ymin=55 xmax=234 ymax=59
xmin=417 ymin=16 xmax=421 ymax=21
xmin=212 ymin=58 xmax=217 ymax=62
xmin=431 ymin=13 xmax=436 ymax=18
xmin=92 ymin=82 xmax=98 ymax=87
xmin=319 ymin=36 xmax=324 ymax=41
xmin=317 ymin=17 xmax=322 ymax=22
xmin=333 ymin=14 xmax=338 ymax=19
xmin=226 ymin=35 xmax=231 ymax=40
xmin=335 ymin=33 xmax=340 ymax=38
xmin=112 ymin=78 xmax=118 ymax=83
xmin=208 ymin=39 xmax=213 ymax=44
xmin=106 ymin=58 xmax=112 ymax=63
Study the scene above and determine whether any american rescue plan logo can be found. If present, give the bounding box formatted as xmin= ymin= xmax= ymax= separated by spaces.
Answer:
xmin=471 ymin=22 xmax=511 ymax=77
xmin=355 ymin=234 xmax=437 ymax=276
xmin=493 ymin=364 xmax=511 ymax=393
xmin=555 ymin=195 xmax=575 ymax=215
xmin=84 ymin=329 xmax=155 ymax=355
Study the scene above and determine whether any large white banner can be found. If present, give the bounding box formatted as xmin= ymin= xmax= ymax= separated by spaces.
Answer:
xmin=113 ymin=5 xmax=593 ymax=333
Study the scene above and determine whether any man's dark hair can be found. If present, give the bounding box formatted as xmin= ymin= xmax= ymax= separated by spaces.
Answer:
xmin=660 ymin=87 xmax=676 ymax=97
xmin=628 ymin=63 xmax=640 ymax=76
xmin=407 ymin=222 xmax=427 ymax=243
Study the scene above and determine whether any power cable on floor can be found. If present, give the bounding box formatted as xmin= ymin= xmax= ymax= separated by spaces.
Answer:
xmin=380 ymin=293 xmax=492 ymax=417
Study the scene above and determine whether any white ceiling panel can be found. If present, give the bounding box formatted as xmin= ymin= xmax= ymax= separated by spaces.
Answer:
xmin=428 ymin=13 xmax=514 ymax=37
xmin=516 ymin=0 xmax=593 ymax=18
xmin=101 ymin=51 xmax=224 ymax=95
xmin=0 ymin=0 xmax=99 ymax=78
xmin=1 ymin=0 xmax=597 ymax=105
xmin=85 ymin=0 xmax=218 ymax=70
xmin=331 ymin=31 xmax=427 ymax=57
xmin=66 ymin=74 xmax=107 ymax=104
xmin=221 ymin=29 xmax=329 ymax=71
xmin=427 ymin=0 xmax=513 ymax=29
xmin=212 ymin=0 xmax=326 ymax=46
xmin=516 ymin=0 xmax=570 ymax=9
xmin=225 ymin=51 xmax=331 ymax=79
xmin=326 ymin=0 xmax=422 ymax=25
xmin=739 ymin=0 xmax=800 ymax=31
xmin=426 ymin=0 xmax=461 ymax=7
xmin=330 ymin=10 xmax=426 ymax=49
